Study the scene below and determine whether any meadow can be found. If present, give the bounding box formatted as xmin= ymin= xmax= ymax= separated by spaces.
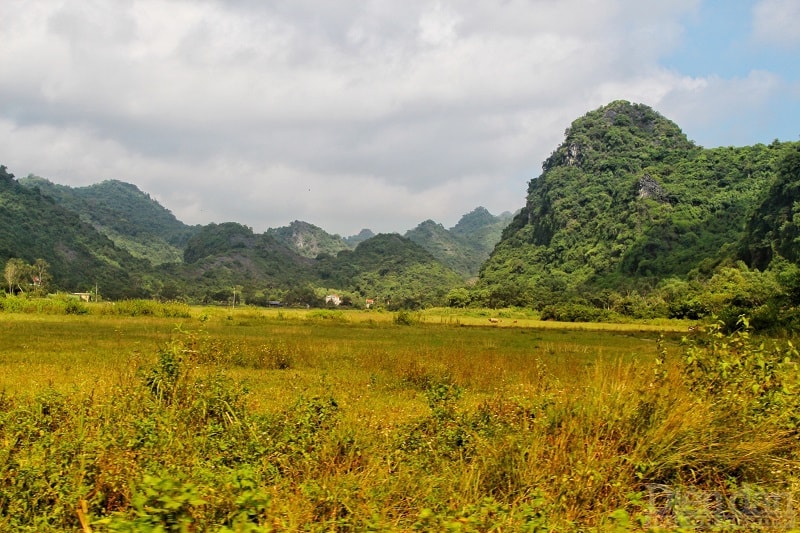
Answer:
xmin=1 ymin=300 xmax=799 ymax=531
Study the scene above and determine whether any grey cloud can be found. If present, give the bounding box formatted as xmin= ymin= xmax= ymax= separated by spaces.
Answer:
xmin=0 ymin=0 xmax=794 ymax=236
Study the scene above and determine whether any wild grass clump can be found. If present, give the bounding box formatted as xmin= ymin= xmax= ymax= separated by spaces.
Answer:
xmin=398 ymin=360 xmax=457 ymax=392
xmin=0 ymin=293 xmax=88 ymax=314
xmin=306 ymin=309 xmax=348 ymax=322
xmin=394 ymin=309 xmax=421 ymax=325
xmin=95 ymin=299 xmax=192 ymax=318
xmin=178 ymin=328 xmax=297 ymax=370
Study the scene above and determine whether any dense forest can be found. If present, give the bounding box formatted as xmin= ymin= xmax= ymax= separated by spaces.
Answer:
xmin=475 ymin=101 xmax=800 ymax=330
xmin=3 ymin=100 xmax=800 ymax=328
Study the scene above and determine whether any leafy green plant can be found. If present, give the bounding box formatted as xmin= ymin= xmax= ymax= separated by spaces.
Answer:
xmin=102 ymin=474 xmax=207 ymax=532
xmin=143 ymin=342 xmax=186 ymax=404
xmin=682 ymin=317 xmax=800 ymax=431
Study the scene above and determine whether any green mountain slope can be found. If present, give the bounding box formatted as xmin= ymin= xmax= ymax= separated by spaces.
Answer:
xmin=266 ymin=220 xmax=351 ymax=258
xmin=344 ymin=228 xmax=375 ymax=247
xmin=169 ymin=222 xmax=313 ymax=302
xmin=451 ymin=207 xmax=513 ymax=254
xmin=315 ymin=233 xmax=463 ymax=308
xmin=478 ymin=100 xmax=797 ymax=307
xmin=19 ymin=177 xmax=197 ymax=265
xmin=404 ymin=208 xmax=513 ymax=278
xmin=405 ymin=220 xmax=476 ymax=277
xmin=741 ymin=144 xmax=800 ymax=269
xmin=0 ymin=167 xmax=151 ymax=298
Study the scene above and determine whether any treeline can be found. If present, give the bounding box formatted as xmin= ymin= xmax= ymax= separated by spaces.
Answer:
xmin=447 ymin=260 xmax=799 ymax=331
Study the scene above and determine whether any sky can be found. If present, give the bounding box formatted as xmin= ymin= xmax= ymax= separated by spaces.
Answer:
xmin=1 ymin=0 xmax=798 ymax=237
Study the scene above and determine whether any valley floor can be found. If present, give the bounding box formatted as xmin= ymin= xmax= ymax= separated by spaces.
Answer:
xmin=0 ymin=306 xmax=796 ymax=530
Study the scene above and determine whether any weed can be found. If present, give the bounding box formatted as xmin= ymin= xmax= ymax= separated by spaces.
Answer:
xmin=100 ymin=473 xmax=207 ymax=531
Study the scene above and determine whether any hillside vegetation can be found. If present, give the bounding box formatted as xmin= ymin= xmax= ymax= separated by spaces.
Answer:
xmin=405 ymin=207 xmax=513 ymax=278
xmin=3 ymin=170 xmax=487 ymax=306
xmin=0 ymin=167 xmax=152 ymax=299
xmin=20 ymin=176 xmax=197 ymax=265
xmin=3 ymin=100 xmax=800 ymax=324
xmin=474 ymin=101 xmax=800 ymax=329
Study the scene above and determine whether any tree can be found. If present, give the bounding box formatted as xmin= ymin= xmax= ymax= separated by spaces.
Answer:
xmin=4 ymin=258 xmax=29 ymax=294
xmin=283 ymin=284 xmax=320 ymax=307
xmin=30 ymin=258 xmax=51 ymax=295
xmin=446 ymin=287 xmax=470 ymax=308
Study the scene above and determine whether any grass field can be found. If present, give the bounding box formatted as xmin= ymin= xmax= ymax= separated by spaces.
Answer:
xmin=1 ymin=303 xmax=798 ymax=531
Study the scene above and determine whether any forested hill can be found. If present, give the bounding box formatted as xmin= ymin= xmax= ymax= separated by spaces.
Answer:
xmin=740 ymin=144 xmax=800 ymax=270
xmin=0 ymin=166 xmax=151 ymax=298
xmin=404 ymin=208 xmax=513 ymax=278
xmin=266 ymin=220 xmax=351 ymax=259
xmin=314 ymin=233 xmax=463 ymax=308
xmin=19 ymin=176 xmax=198 ymax=265
xmin=477 ymin=100 xmax=800 ymax=308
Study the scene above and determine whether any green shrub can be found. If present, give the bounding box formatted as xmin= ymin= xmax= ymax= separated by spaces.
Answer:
xmin=394 ymin=309 xmax=420 ymax=325
xmin=682 ymin=317 xmax=800 ymax=432
xmin=103 ymin=474 xmax=207 ymax=532
xmin=540 ymin=303 xmax=617 ymax=322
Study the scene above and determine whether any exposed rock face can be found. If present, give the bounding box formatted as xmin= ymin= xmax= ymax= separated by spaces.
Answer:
xmin=565 ymin=143 xmax=581 ymax=166
xmin=638 ymin=174 xmax=670 ymax=203
xmin=267 ymin=220 xmax=351 ymax=258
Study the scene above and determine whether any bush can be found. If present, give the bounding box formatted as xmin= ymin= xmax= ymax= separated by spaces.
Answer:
xmin=97 ymin=299 xmax=191 ymax=318
xmin=540 ymin=303 xmax=617 ymax=322
xmin=394 ymin=309 xmax=420 ymax=325
xmin=681 ymin=317 xmax=800 ymax=432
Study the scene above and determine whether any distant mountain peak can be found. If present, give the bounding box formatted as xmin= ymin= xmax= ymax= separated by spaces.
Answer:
xmin=267 ymin=220 xmax=350 ymax=258
xmin=344 ymin=228 xmax=375 ymax=247
xmin=542 ymin=100 xmax=694 ymax=172
xmin=405 ymin=207 xmax=513 ymax=278
xmin=452 ymin=206 xmax=496 ymax=232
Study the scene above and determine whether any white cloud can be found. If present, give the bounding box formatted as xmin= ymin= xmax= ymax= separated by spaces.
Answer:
xmin=0 ymin=0 xmax=793 ymax=235
xmin=656 ymin=70 xmax=787 ymax=146
xmin=753 ymin=0 xmax=800 ymax=48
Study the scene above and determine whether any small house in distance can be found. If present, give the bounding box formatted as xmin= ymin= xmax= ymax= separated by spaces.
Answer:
xmin=325 ymin=294 xmax=341 ymax=306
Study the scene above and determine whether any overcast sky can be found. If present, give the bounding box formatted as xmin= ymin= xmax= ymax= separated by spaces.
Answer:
xmin=1 ymin=0 xmax=798 ymax=236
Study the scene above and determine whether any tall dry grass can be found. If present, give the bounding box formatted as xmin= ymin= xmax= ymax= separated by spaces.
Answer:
xmin=0 ymin=309 xmax=796 ymax=530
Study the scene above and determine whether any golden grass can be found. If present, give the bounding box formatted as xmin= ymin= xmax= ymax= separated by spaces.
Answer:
xmin=0 ymin=306 xmax=682 ymax=421
xmin=8 ymin=306 xmax=788 ymax=531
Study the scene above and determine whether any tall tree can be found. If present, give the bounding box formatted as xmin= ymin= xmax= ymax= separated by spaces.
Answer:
xmin=4 ymin=258 xmax=28 ymax=293
xmin=30 ymin=258 xmax=51 ymax=294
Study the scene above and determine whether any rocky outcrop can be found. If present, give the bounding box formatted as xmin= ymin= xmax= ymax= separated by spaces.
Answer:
xmin=637 ymin=174 xmax=671 ymax=203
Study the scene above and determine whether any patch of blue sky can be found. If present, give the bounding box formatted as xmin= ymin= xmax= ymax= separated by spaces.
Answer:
xmin=663 ymin=1 xmax=799 ymax=144
xmin=664 ymin=1 xmax=796 ymax=80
